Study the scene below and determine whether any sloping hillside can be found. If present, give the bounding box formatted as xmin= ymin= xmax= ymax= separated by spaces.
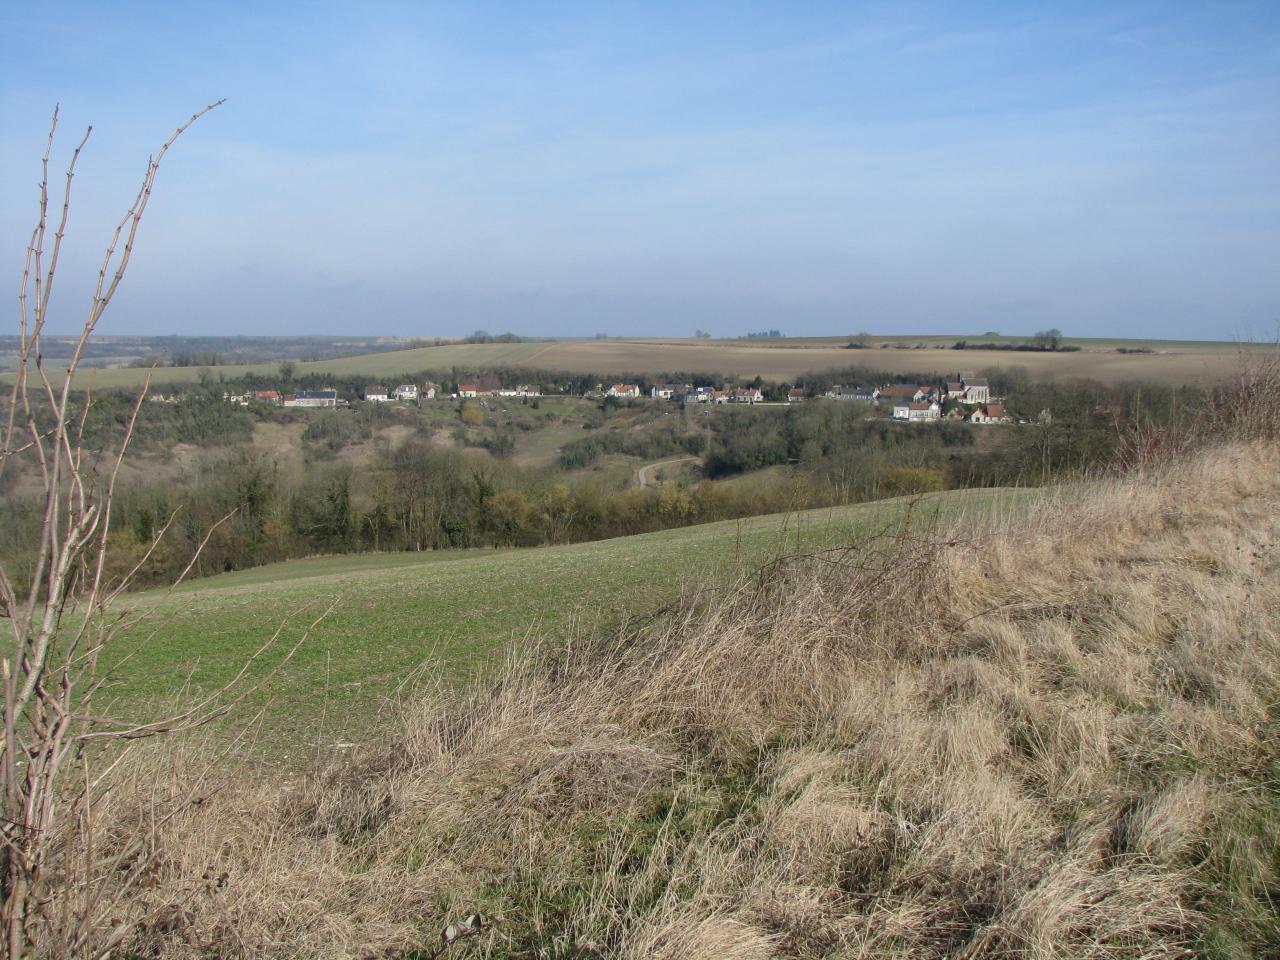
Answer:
xmin=95 ymin=439 xmax=1279 ymax=958
xmin=106 ymin=488 xmax=1022 ymax=750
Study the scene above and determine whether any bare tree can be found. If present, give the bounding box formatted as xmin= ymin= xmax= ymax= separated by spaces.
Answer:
xmin=0 ymin=102 xmax=322 ymax=958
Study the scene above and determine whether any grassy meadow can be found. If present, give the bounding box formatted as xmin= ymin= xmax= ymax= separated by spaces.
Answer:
xmin=103 ymin=487 xmax=1025 ymax=753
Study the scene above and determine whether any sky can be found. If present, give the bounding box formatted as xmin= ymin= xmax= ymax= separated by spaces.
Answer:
xmin=1 ymin=1 xmax=1278 ymax=340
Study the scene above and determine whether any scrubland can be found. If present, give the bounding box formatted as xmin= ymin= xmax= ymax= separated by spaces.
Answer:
xmin=59 ymin=423 xmax=1278 ymax=958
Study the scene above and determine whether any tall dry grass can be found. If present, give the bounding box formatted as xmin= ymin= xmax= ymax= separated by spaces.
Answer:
xmin=48 ymin=352 xmax=1280 ymax=958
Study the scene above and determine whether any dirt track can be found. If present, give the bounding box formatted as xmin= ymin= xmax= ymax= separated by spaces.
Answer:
xmin=636 ymin=456 xmax=701 ymax=488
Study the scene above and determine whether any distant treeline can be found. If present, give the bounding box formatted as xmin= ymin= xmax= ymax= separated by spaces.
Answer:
xmin=952 ymin=329 xmax=1078 ymax=352
xmin=951 ymin=341 xmax=1082 ymax=353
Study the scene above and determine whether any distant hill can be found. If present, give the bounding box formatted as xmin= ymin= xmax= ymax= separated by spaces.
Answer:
xmin=12 ymin=334 xmax=1266 ymax=390
xmin=107 ymin=487 xmax=1026 ymax=749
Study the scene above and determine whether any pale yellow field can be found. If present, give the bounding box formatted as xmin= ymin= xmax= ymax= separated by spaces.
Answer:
xmin=514 ymin=338 xmax=1252 ymax=385
xmin=18 ymin=336 xmax=1268 ymax=390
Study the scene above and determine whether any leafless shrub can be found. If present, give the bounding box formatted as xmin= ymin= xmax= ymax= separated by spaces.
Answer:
xmin=0 ymin=103 xmax=329 ymax=959
xmin=1212 ymin=343 xmax=1280 ymax=442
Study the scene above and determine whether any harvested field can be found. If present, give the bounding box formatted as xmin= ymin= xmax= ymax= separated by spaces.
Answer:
xmin=19 ymin=336 xmax=1268 ymax=391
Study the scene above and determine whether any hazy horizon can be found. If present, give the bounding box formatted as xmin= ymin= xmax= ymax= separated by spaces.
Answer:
xmin=2 ymin=2 xmax=1278 ymax=341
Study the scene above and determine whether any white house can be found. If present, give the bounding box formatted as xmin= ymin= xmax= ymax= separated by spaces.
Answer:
xmin=364 ymin=385 xmax=390 ymax=402
xmin=606 ymin=383 xmax=640 ymax=398
xmin=651 ymin=383 xmax=690 ymax=400
xmin=734 ymin=387 xmax=764 ymax=403
xmin=457 ymin=382 xmax=478 ymax=399
xmin=393 ymin=384 xmax=419 ymax=401
xmin=421 ymin=382 xmax=437 ymax=400
xmin=787 ymin=387 xmax=806 ymax=402
xmin=894 ymin=401 xmax=941 ymax=421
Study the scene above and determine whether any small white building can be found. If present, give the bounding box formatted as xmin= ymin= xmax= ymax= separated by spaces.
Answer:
xmin=606 ymin=383 xmax=640 ymax=398
xmin=364 ymin=385 xmax=390 ymax=402
xmin=393 ymin=384 xmax=419 ymax=401
xmin=827 ymin=387 xmax=877 ymax=403
xmin=421 ymin=382 xmax=437 ymax=400
xmin=285 ymin=389 xmax=338 ymax=408
xmin=894 ymin=401 xmax=941 ymax=421
xmin=733 ymin=387 xmax=764 ymax=403
xmin=651 ymin=383 xmax=690 ymax=400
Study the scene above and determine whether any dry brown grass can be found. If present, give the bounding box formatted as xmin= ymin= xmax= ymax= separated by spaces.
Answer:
xmin=51 ymin=431 xmax=1280 ymax=957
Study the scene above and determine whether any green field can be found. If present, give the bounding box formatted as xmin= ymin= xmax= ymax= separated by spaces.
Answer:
xmin=102 ymin=487 xmax=1028 ymax=755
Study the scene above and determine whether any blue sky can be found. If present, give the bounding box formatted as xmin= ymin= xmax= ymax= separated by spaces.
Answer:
xmin=2 ymin=1 xmax=1278 ymax=340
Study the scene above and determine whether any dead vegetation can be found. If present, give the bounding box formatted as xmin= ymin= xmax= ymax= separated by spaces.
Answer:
xmin=52 ymin=427 xmax=1275 ymax=959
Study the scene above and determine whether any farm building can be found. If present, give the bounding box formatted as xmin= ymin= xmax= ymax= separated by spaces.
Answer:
xmin=284 ymin=389 xmax=338 ymax=408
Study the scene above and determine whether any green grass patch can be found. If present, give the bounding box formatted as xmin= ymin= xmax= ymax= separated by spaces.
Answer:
xmin=100 ymin=488 xmax=1030 ymax=755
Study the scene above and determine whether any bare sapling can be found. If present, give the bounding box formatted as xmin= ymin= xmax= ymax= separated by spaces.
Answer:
xmin=0 ymin=102 xmax=321 ymax=959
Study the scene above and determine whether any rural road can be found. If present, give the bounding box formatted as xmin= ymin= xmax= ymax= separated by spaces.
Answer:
xmin=636 ymin=456 xmax=701 ymax=489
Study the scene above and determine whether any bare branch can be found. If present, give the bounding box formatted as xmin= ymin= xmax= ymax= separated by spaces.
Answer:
xmin=2 ymin=101 xmax=230 ymax=959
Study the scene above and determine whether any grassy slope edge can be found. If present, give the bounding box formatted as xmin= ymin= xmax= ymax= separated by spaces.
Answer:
xmin=97 ymin=439 xmax=1279 ymax=959
xmin=105 ymin=488 xmax=1023 ymax=750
